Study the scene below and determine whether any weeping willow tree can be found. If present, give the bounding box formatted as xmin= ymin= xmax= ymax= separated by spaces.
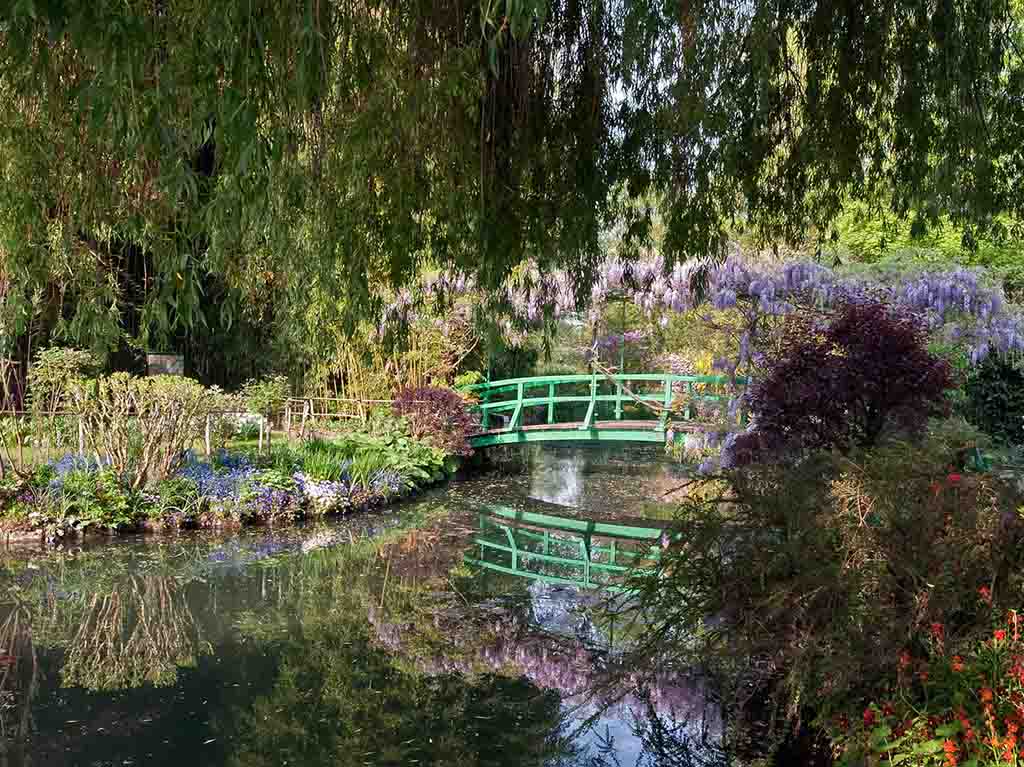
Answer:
xmin=0 ymin=0 xmax=1022 ymax=380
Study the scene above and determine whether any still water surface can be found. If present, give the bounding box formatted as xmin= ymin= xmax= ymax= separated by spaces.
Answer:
xmin=0 ymin=447 xmax=721 ymax=766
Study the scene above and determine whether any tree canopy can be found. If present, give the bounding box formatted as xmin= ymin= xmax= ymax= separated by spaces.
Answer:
xmin=1 ymin=0 xmax=1022 ymax=372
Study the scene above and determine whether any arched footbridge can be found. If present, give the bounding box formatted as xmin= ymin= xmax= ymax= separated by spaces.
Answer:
xmin=466 ymin=373 xmax=747 ymax=449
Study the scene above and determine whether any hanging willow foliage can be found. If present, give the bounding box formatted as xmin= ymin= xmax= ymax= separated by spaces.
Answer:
xmin=0 ymin=0 xmax=1022 ymax=369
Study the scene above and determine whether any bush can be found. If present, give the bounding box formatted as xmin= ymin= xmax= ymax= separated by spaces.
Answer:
xmin=67 ymin=373 xmax=216 ymax=488
xmin=241 ymin=375 xmax=289 ymax=419
xmin=42 ymin=468 xmax=139 ymax=533
xmin=27 ymin=347 xmax=98 ymax=413
xmin=964 ymin=354 xmax=1024 ymax=445
xmin=729 ymin=301 xmax=954 ymax=466
xmin=392 ymin=386 xmax=478 ymax=457
xmin=625 ymin=419 xmax=1024 ymax=736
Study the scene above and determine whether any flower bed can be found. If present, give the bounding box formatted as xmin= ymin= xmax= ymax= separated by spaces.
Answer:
xmin=832 ymin=607 xmax=1024 ymax=766
xmin=0 ymin=433 xmax=456 ymax=542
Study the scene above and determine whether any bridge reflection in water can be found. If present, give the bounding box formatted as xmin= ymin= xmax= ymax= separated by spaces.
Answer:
xmin=464 ymin=504 xmax=668 ymax=591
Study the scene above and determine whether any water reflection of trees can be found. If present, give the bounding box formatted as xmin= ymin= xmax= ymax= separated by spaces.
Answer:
xmin=57 ymin=575 xmax=208 ymax=690
xmin=222 ymin=546 xmax=579 ymax=767
xmin=0 ymin=603 xmax=39 ymax=742
xmin=0 ymin=560 xmax=210 ymax=695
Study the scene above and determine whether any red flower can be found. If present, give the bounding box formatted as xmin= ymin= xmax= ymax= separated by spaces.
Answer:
xmin=863 ymin=707 xmax=876 ymax=727
xmin=947 ymin=473 xmax=962 ymax=485
xmin=980 ymin=585 xmax=993 ymax=605
xmin=899 ymin=650 xmax=912 ymax=670
xmin=931 ymin=622 xmax=945 ymax=640
xmin=952 ymin=655 xmax=965 ymax=672
xmin=919 ymin=670 xmax=930 ymax=683
xmin=882 ymin=702 xmax=896 ymax=717
xmin=996 ymin=629 xmax=1008 ymax=642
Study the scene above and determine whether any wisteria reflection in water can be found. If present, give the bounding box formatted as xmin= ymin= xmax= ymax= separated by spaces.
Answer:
xmin=367 ymin=579 xmax=723 ymax=759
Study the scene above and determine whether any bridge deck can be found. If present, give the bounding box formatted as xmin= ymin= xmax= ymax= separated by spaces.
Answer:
xmin=472 ymin=419 xmax=712 ymax=437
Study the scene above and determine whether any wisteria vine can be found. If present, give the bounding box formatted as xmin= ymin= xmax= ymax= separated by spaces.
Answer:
xmin=384 ymin=252 xmax=1023 ymax=374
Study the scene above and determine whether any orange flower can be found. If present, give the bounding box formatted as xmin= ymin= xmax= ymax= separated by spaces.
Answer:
xmin=952 ymin=655 xmax=965 ymax=672
xmin=943 ymin=738 xmax=958 ymax=767
xmin=982 ymin=687 xmax=995 ymax=703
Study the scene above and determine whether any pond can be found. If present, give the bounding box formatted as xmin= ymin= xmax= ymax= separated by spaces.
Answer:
xmin=0 ymin=446 xmax=724 ymax=767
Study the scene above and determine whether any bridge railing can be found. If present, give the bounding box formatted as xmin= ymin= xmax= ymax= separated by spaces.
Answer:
xmin=465 ymin=505 xmax=668 ymax=590
xmin=466 ymin=373 xmax=747 ymax=433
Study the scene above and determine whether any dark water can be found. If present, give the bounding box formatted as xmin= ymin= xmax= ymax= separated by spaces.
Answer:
xmin=0 ymin=447 xmax=721 ymax=767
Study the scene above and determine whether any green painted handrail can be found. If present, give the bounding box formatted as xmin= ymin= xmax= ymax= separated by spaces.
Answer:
xmin=466 ymin=506 xmax=668 ymax=590
xmin=484 ymin=505 xmax=666 ymax=540
xmin=470 ymin=372 xmax=747 ymax=438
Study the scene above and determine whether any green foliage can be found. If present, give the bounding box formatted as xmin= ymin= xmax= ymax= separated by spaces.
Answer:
xmin=624 ymin=418 xmax=1024 ymax=737
xmin=67 ymin=373 xmax=217 ymax=488
xmin=4 ymin=0 xmax=1020 ymax=374
xmin=46 ymin=469 xmax=139 ymax=534
xmin=147 ymin=477 xmax=204 ymax=521
xmin=298 ymin=440 xmax=350 ymax=481
xmin=250 ymin=469 xmax=296 ymax=493
xmin=454 ymin=370 xmax=484 ymax=391
xmin=26 ymin=347 xmax=98 ymax=413
xmin=240 ymin=375 xmax=289 ymax=418
xmin=964 ymin=355 xmax=1024 ymax=445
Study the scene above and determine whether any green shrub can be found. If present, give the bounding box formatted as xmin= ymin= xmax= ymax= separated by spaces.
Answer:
xmin=147 ymin=477 xmax=203 ymax=518
xmin=27 ymin=347 xmax=98 ymax=413
xmin=964 ymin=354 xmax=1024 ymax=445
xmin=241 ymin=375 xmax=289 ymax=418
xmin=234 ymin=420 xmax=262 ymax=442
xmin=299 ymin=441 xmax=350 ymax=481
xmin=53 ymin=469 xmax=138 ymax=532
xmin=67 ymin=373 xmax=217 ymax=488
xmin=624 ymin=418 xmax=1024 ymax=736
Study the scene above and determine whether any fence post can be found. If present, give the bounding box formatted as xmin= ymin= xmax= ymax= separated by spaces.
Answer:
xmin=300 ymin=400 xmax=310 ymax=439
xmin=285 ymin=401 xmax=292 ymax=436
xmin=204 ymin=414 xmax=212 ymax=457
xmin=258 ymin=418 xmax=264 ymax=454
xmin=547 ymin=382 xmax=555 ymax=424
xmin=614 ymin=377 xmax=623 ymax=420
xmin=78 ymin=416 xmax=85 ymax=456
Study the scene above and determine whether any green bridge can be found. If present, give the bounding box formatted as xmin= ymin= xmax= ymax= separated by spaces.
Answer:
xmin=464 ymin=505 xmax=670 ymax=591
xmin=467 ymin=373 xmax=746 ymax=449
